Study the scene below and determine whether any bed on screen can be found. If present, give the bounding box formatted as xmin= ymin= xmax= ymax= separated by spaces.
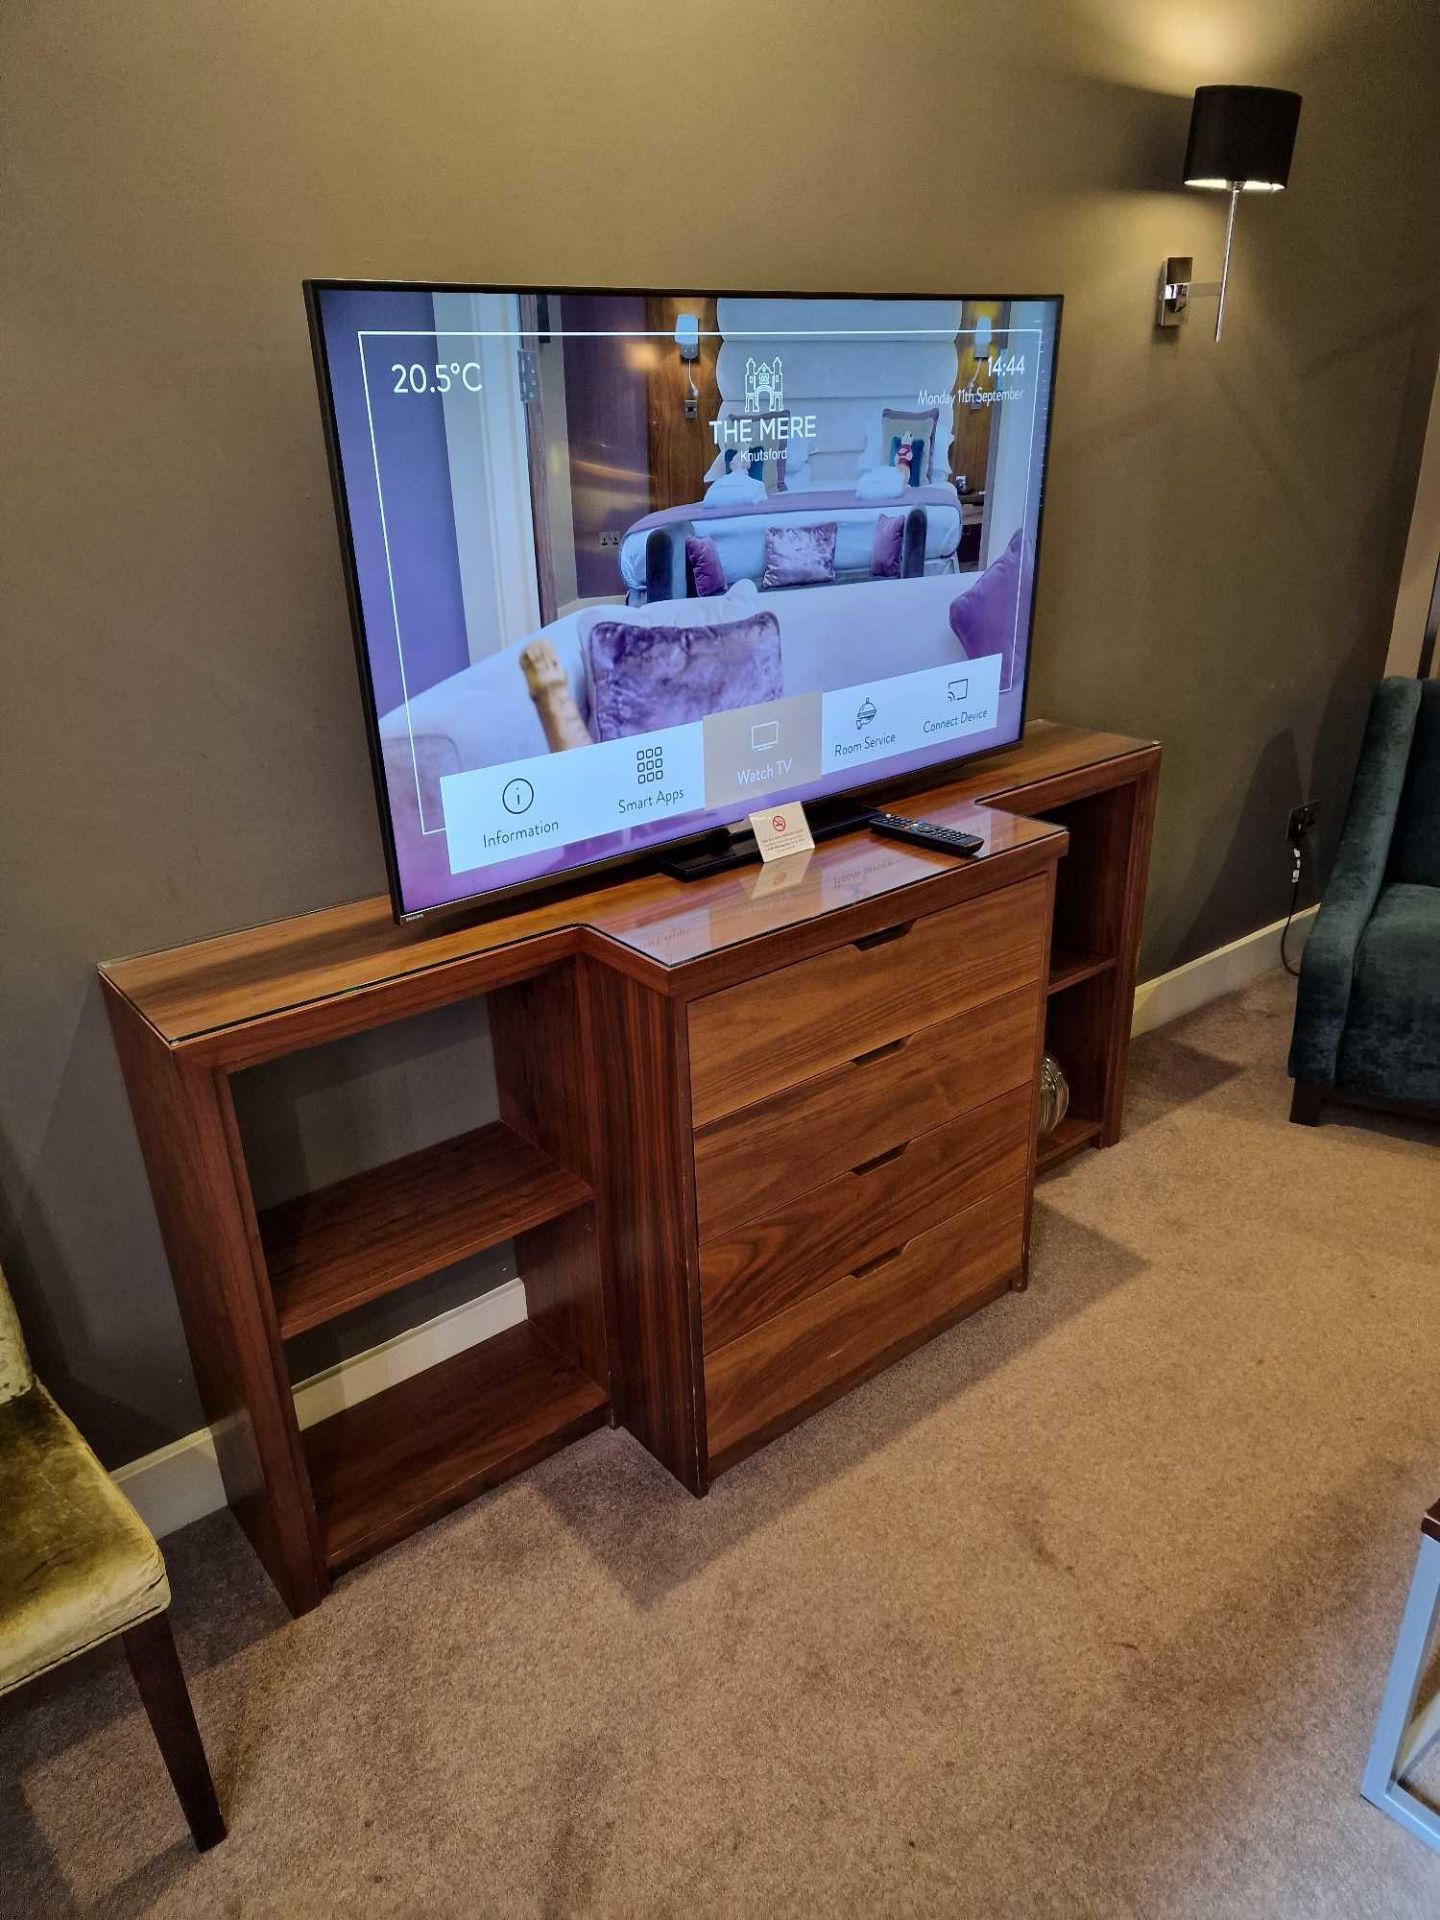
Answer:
xmin=621 ymin=480 xmax=964 ymax=601
xmin=622 ymin=295 xmax=972 ymax=600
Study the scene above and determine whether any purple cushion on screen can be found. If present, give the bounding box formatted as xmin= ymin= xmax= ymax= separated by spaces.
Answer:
xmin=871 ymin=513 xmax=904 ymax=579
xmin=761 ymin=522 xmax=837 ymax=589
xmin=685 ymin=536 xmax=728 ymax=597
xmin=948 ymin=530 xmax=1034 ymax=689
xmin=586 ymin=611 xmax=782 ymax=742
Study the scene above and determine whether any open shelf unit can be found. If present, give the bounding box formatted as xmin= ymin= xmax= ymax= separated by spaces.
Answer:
xmin=304 ymin=1320 xmax=609 ymax=1572
xmin=1046 ymin=947 xmax=1116 ymax=996
xmin=1029 ymin=779 xmax=1147 ymax=1174
xmin=175 ymin=959 xmax=612 ymax=1607
xmin=260 ymin=1121 xmax=592 ymax=1338
xmin=1035 ymin=1113 xmax=1104 ymax=1173
xmin=248 ymin=966 xmax=610 ymax=1587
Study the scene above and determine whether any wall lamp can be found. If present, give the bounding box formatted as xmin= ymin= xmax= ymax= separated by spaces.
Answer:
xmin=674 ymin=312 xmax=701 ymax=418
xmin=1158 ymin=85 xmax=1302 ymax=343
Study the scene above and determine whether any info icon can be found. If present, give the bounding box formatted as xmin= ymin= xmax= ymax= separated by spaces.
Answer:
xmin=501 ymin=777 xmax=535 ymax=815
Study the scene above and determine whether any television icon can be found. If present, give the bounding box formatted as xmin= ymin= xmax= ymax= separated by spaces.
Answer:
xmin=947 ymin=678 xmax=969 ymax=703
xmin=750 ymin=719 xmax=780 ymax=752
xmin=856 ymin=696 xmax=877 ymax=731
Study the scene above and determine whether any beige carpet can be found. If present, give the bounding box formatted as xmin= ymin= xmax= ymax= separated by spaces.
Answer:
xmin=4 ymin=969 xmax=1439 ymax=1917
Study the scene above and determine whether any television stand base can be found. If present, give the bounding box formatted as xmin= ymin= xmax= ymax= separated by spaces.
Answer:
xmin=659 ymin=802 xmax=875 ymax=881
xmin=97 ymin=721 xmax=1160 ymax=1617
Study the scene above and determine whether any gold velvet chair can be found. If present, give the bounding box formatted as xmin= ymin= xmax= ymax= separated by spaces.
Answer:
xmin=0 ymin=1266 xmax=225 ymax=1851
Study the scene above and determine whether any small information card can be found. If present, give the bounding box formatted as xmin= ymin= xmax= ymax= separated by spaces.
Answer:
xmin=748 ymin=802 xmax=816 ymax=863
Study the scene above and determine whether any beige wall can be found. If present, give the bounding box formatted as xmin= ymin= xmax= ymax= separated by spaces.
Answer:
xmin=2 ymin=0 xmax=1438 ymax=1462
xmin=1385 ymin=369 xmax=1440 ymax=674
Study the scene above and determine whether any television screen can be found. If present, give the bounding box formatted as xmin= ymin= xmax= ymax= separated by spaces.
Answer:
xmin=307 ymin=283 xmax=1061 ymax=919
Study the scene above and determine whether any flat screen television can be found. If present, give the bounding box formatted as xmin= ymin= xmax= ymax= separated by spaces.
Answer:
xmin=306 ymin=282 xmax=1062 ymax=920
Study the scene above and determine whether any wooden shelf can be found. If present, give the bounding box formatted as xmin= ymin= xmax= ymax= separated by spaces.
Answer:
xmin=1047 ymin=948 xmax=1116 ymax=996
xmin=304 ymin=1321 xmax=609 ymax=1573
xmin=1036 ymin=1114 xmax=1104 ymax=1173
xmin=260 ymin=1122 xmax=592 ymax=1338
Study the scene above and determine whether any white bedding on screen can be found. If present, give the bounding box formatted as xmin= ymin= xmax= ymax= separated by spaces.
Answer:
xmin=373 ymin=567 xmax=997 ymax=907
xmin=380 ymin=570 xmax=984 ymax=802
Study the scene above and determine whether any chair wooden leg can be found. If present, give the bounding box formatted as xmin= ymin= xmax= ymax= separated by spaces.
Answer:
xmin=1289 ymin=1078 xmax=1324 ymax=1126
xmin=122 ymin=1613 xmax=226 ymax=1851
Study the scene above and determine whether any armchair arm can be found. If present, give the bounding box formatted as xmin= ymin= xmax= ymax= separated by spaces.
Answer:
xmin=1289 ymin=677 xmax=1422 ymax=1083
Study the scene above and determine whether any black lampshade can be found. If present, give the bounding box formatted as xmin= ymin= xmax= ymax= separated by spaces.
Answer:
xmin=1183 ymin=85 xmax=1301 ymax=192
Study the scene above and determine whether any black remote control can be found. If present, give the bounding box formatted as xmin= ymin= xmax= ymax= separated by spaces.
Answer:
xmin=868 ymin=811 xmax=984 ymax=857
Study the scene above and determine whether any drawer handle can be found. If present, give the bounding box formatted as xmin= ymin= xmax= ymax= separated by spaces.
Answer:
xmin=852 ymin=1036 xmax=906 ymax=1068
xmin=851 ymin=1142 xmax=908 ymax=1177
xmin=852 ymin=1242 xmax=908 ymax=1280
xmin=852 ymin=920 xmax=914 ymax=952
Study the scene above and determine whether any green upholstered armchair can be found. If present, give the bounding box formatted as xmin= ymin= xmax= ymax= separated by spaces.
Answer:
xmin=0 ymin=1265 xmax=225 ymax=1851
xmin=1289 ymin=677 xmax=1440 ymax=1126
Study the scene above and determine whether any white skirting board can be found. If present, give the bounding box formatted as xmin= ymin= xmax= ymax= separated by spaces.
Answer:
xmin=1130 ymin=905 xmax=1315 ymax=1037
xmin=116 ymin=909 xmax=1317 ymax=1541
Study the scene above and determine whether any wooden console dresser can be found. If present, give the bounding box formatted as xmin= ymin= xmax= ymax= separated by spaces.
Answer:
xmin=100 ymin=722 xmax=1158 ymax=1614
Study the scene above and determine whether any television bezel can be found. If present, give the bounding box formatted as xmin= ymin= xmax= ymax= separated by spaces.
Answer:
xmin=304 ymin=278 xmax=1064 ymax=924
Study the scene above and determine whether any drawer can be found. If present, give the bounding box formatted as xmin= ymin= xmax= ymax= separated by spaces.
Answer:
xmin=705 ymin=1177 xmax=1027 ymax=1472
xmin=693 ymin=983 xmax=1039 ymax=1237
xmin=688 ymin=875 xmax=1047 ymax=1127
xmin=700 ymin=1083 xmax=1032 ymax=1351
